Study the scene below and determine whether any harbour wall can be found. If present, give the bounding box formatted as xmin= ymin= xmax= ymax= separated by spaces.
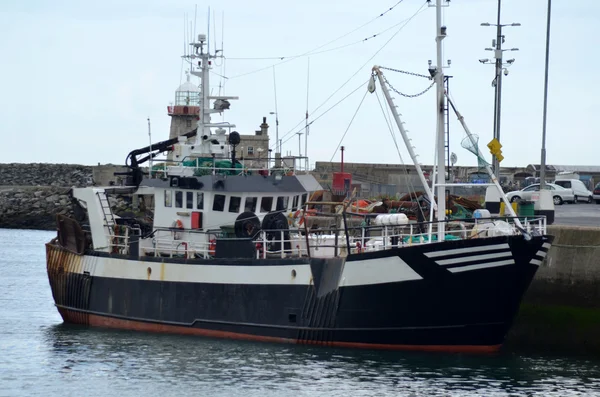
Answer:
xmin=0 ymin=163 xmax=129 ymax=230
xmin=0 ymin=163 xmax=93 ymax=187
xmin=507 ymin=224 xmax=600 ymax=354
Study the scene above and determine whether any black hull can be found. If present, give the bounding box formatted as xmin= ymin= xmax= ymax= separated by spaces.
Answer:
xmin=46 ymin=234 xmax=553 ymax=353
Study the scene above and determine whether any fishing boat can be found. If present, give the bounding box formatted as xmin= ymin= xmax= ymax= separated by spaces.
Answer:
xmin=46 ymin=0 xmax=552 ymax=353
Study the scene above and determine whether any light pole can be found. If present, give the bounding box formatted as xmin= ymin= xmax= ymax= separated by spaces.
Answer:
xmin=540 ymin=0 xmax=552 ymax=189
xmin=296 ymin=132 xmax=303 ymax=171
xmin=480 ymin=1 xmax=520 ymax=176
xmin=269 ymin=111 xmax=280 ymax=168
xmin=269 ymin=111 xmax=279 ymax=154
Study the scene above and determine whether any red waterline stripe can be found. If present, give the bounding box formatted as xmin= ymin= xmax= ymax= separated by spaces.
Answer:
xmin=57 ymin=309 xmax=501 ymax=354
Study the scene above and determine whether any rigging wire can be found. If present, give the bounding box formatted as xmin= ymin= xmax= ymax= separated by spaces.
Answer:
xmin=272 ymin=2 xmax=428 ymax=150
xmin=225 ymin=0 xmax=414 ymax=80
xmin=374 ymin=90 xmax=426 ymax=220
xmin=277 ymin=79 xmax=370 ymax=149
xmin=329 ymin=90 xmax=369 ymax=162
xmin=226 ymin=16 xmax=418 ymax=62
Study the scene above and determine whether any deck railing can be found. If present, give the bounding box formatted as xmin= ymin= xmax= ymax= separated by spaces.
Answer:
xmin=103 ymin=215 xmax=547 ymax=259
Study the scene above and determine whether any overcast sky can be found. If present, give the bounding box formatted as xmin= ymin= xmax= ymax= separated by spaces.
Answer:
xmin=1 ymin=0 xmax=596 ymax=168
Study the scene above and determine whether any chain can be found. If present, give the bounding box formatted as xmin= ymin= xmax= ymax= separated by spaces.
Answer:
xmin=382 ymin=73 xmax=436 ymax=98
xmin=379 ymin=65 xmax=431 ymax=80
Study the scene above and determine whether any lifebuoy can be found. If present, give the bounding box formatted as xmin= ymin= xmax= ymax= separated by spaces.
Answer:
xmin=209 ymin=238 xmax=216 ymax=256
xmin=172 ymin=219 xmax=184 ymax=240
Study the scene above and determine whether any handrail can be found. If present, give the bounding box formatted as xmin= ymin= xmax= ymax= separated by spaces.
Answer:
xmin=106 ymin=215 xmax=546 ymax=259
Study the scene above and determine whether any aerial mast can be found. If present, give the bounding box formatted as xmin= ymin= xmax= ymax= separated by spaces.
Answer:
xmin=434 ymin=0 xmax=447 ymax=239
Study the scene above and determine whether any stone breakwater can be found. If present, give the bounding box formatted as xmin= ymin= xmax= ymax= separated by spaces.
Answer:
xmin=0 ymin=187 xmax=74 ymax=230
xmin=0 ymin=186 xmax=131 ymax=230
xmin=0 ymin=163 xmax=130 ymax=230
xmin=0 ymin=163 xmax=93 ymax=187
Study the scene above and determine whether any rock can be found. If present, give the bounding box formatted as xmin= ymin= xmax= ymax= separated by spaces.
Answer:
xmin=45 ymin=195 xmax=59 ymax=202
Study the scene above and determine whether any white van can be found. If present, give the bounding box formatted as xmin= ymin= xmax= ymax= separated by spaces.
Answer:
xmin=553 ymin=179 xmax=593 ymax=203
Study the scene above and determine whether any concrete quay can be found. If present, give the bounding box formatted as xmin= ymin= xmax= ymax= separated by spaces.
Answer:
xmin=507 ymin=224 xmax=600 ymax=354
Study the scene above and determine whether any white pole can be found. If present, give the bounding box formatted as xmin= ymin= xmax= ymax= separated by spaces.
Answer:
xmin=147 ymin=117 xmax=152 ymax=178
xmin=272 ymin=67 xmax=279 ymax=156
xmin=305 ymin=58 xmax=310 ymax=172
xmin=435 ymin=0 xmax=446 ymax=240
xmin=296 ymin=132 xmax=303 ymax=170
xmin=373 ymin=67 xmax=437 ymax=211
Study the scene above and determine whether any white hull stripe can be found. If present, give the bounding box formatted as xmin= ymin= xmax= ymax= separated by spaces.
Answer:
xmin=91 ymin=256 xmax=315 ymax=285
xmin=341 ymin=256 xmax=422 ymax=286
xmin=530 ymin=259 xmax=543 ymax=266
xmin=536 ymin=250 xmax=547 ymax=258
xmin=542 ymin=242 xmax=552 ymax=249
xmin=80 ymin=255 xmax=422 ymax=286
xmin=436 ymin=252 xmax=512 ymax=266
xmin=448 ymin=260 xmax=515 ymax=273
xmin=424 ymin=243 xmax=510 ymax=258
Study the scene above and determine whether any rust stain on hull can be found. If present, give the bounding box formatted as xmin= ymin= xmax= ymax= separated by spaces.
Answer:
xmin=46 ymin=243 xmax=90 ymax=325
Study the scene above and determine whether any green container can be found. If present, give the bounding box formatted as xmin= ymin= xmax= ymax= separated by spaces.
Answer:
xmin=517 ymin=200 xmax=535 ymax=217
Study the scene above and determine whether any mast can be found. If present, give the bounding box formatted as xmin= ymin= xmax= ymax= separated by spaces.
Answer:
xmin=193 ymin=34 xmax=212 ymax=141
xmin=434 ymin=0 xmax=446 ymax=239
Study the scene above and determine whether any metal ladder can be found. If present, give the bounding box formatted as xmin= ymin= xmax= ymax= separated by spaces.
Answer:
xmin=96 ymin=191 xmax=115 ymax=228
xmin=444 ymin=75 xmax=452 ymax=180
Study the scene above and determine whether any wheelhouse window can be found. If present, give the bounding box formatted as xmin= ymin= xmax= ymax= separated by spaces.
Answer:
xmin=245 ymin=197 xmax=257 ymax=212
xmin=229 ymin=196 xmax=241 ymax=213
xmin=213 ymin=194 xmax=225 ymax=212
xmin=175 ymin=191 xmax=183 ymax=208
xmin=292 ymin=195 xmax=299 ymax=211
xmin=260 ymin=197 xmax=273 ymax=213
xmin=186 ymin=191 xmax=194 ymax=209
xmin=301 ymin=193 xmax=308 ymax=206
xmin=164 ymin=190 xmax=172 ymax=207
xmin=196 ymin=192 xmax=204 ymax=209
xmin=276 ymin=196 xmax=289 ymax=211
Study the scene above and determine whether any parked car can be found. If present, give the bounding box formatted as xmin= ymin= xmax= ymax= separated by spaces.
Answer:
xmin=505 ymin=183 xmax=574 ymax=205
xmin=553 ymin=179 xmax=593 ymax=203
xmin=593 ymin=182 xmax=600 ymax=204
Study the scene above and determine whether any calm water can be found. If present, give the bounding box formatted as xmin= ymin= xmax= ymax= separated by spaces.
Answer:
xmin=1 ymin=229 xmax=599 ymax=396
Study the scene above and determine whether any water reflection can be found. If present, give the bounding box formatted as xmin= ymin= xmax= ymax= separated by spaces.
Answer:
xmin=39 ymin=323 xmax=600 ymax=396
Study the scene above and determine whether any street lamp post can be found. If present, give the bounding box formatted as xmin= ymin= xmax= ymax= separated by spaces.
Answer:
xmin=480 ymin=1 xmax=520 ymax=176
xmin=269 ymin=111 xmax=280 ymax=167
xmin=540 ymin=0 xmax=552 ymax=189
xmin=296 ymin=132 xmax=303 ymax=171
